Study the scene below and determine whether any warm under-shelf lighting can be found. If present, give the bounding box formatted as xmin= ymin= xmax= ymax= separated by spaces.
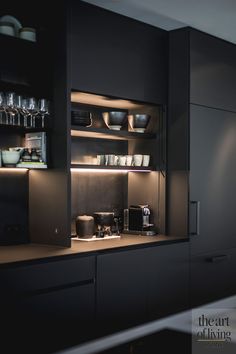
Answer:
xmin=70 ymin=168 xmax=151 ymax=173
xmin=71 ymin=91 xmax=143 ymax=110
xmin=0 ymin=168 xmax=28 ymax=172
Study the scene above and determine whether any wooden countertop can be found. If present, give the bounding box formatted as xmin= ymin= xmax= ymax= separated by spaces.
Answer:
xmin=0 ymin=234 xmax=188 ymax=266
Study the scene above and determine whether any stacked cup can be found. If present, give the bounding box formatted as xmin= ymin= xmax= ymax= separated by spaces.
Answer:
xmin=97 ymin=154 xmax=150 ymax=167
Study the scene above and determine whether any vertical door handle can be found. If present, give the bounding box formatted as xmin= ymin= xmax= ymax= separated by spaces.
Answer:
xmin=190 ymin=201 xmax=200 ymax=236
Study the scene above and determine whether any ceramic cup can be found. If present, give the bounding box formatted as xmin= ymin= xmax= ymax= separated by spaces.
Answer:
xmin=104 ymin=155 xmax=109 ymax=165
xmin=142 ymin=155 xmax=150 ymax=167
xmin=108 ymin=154 xmax=115 ymax=165
xmin=97 ymin=155 xmax=105 ymax=165
xmin=19 ymin=27 xmax=36 ymax=42
xmin=118 ymin=155 xmax=126 ymax=166
xmin=0 ymin=22 xmax=15 ymax=37
xmin=133 ymin=154 xmax=143 ymax=166
xmin=114 ymin=155 xmax=119 ymax=165
xmin=126 ymin=155 xmax=133 ymax=166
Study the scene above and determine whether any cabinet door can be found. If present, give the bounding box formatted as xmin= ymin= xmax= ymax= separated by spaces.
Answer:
xmin=190 ymin=248 xmax=236 ymax=307
xmin=146 ymin=242 xmax=190 ymax=320
xmin=70 ymin=0 xmax=167 ymax=104
xmin=96 ymin=249 xmax=147 ymax=334
xmin=190 ymin=104 xmax=236 ymax=255
xmin=190 ymin=30 xmax=236 ymax=111
xmin=8 ymin=284 xmax=95 ymax=354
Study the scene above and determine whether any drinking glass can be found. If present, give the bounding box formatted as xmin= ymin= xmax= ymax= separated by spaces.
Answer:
xmin=27 ymin=97 xmax=38 ymax=128
xmin=15 ymin=95 xmax=23 ymax=126
xmin=38 ymin=99 xmax=49 ymax=128
xmin=5 ymin=92 xmax=17 ymax=125
xmin=21 ymin=98 xmax=30 ymax=128
xmin=0 ymin=92 xmax=6 ymax=125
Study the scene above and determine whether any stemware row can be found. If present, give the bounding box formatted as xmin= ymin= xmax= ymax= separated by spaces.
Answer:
xmin=0 ymin=92 xmax=50 ymax=128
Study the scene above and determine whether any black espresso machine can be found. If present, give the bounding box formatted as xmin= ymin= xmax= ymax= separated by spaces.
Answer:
xmin=124 ymin=205 xmax=157 ymax=235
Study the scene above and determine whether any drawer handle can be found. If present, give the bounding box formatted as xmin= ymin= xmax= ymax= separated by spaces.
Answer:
xmin=206 ymin=255 xmax=230 ymax=263
xmin=190 ymin=201 xmax=200 ymax=236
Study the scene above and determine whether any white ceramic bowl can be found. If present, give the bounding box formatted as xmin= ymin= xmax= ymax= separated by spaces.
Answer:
xmin=2 ymin=150 xmax=21 ymax=166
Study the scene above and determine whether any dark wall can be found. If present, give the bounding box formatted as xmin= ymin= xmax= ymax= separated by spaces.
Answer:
xmin=71 ymin=171 xmax=127 ymax=233
xmin=69 ymin=0 xmax=168 ymax=104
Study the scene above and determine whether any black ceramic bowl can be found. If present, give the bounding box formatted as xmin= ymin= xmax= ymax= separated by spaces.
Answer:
xmin=71 ymin=110 xmax=92 ymax=126
xmin=102 ymin=111 xmax=127 ymax=130
xmin=128 ymin=114 xmax=151 ymax=132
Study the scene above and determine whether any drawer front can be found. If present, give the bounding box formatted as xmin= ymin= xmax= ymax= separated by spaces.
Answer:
xmin=4 ymin=284 xmax=96 ymax=353
xmin=0 ymin=256 xmax=95 ymax=295
xmin=190 ymin=248 xmax=236 ymax=307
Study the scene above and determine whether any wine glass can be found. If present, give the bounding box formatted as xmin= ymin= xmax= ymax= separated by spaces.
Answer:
xmin=15 ymin=95 xmax=23 ymax=126
xmin=0 ymin=92 xmax=6 ymax=125
xmin=26 ymin=97 xmax=38 ymax=128
xmin=5 ymin=92 xmax=17 ymax=125
xmin=38 ymin=99 xmax=49 ymax=128
xmin=21 ymin=98 xmax=30 ymax=128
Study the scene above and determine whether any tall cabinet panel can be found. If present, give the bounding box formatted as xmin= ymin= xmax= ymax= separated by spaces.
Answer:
xmin=69 ymin=0 xmax=168 ymax=104
xmin=190 ymin=30 xmax=236 ymax=111
xmin=168 ymin=28 xmax=236 ymax=305
xmin=0 ymin=1 xmax=70 ymax=247
xmin=190 ymin=104 xmax=236 ymax=254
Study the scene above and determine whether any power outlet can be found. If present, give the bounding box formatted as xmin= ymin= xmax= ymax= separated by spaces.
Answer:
xmin=4 ymin=224 xmax=22 ymax=234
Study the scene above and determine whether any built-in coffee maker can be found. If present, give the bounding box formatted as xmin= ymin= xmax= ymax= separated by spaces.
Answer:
xmin=123 ymin=205 xmax=157 ymax=235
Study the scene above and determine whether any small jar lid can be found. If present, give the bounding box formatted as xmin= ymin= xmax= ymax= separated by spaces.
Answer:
xmin=19 ymin=27 xmax=36 ymax=33
xmin=76 ymin=215 xmax=94 ymax=221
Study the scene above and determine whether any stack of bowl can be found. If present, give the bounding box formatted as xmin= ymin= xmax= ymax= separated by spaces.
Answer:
xmin=71 ymin=110 xmax=92 ymax=127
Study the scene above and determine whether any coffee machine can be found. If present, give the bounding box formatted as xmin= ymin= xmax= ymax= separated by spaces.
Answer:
xmin=125 ymin=205 xmax=156 ymax=235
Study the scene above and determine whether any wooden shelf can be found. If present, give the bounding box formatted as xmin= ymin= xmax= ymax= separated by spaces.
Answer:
xmin=70 ymin=164 xmax=153 ymax=171
xmin=71 ymin=126 xmax=156 ymax=140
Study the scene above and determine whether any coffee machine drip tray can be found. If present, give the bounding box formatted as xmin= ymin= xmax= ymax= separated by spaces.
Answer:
xmin=71 ymin=235 xmax=121 ymax=242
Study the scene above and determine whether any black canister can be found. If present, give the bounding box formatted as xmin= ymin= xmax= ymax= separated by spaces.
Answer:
xmin=76 ymin=215 xmax=94 ymax=238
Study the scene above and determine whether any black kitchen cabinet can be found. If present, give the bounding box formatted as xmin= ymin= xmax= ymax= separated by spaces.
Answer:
xmin=190 ymin=30 xmax=236 ymax=112
xmin=0 ymin=2 xmax=71 ymax=248
xmin=21 ymin=283 xmax=95 ymax=352
xmin=190 ymin=104 xmax=236 ymax=255
xmin=0 ymin=255 xmax=96 ymax=353
xmin=96 ymin=248 xmax=147 ymax=334
xmin=96 ymin=242 xmax=189 ymax=335
xmin=146 ymin=242 xmax=190 ymax=320
xmin=168 ymin=28 xmax=236 ymax=249
xmin=169 ymin=28 xmax=236 ymax=112
xmin=190 ymin=247 xmax=236 ymax=307
xmin=69 ymin=0 xmax=168 ymax=104
xmin=168 ymin=27 xmax=236 ymax=306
